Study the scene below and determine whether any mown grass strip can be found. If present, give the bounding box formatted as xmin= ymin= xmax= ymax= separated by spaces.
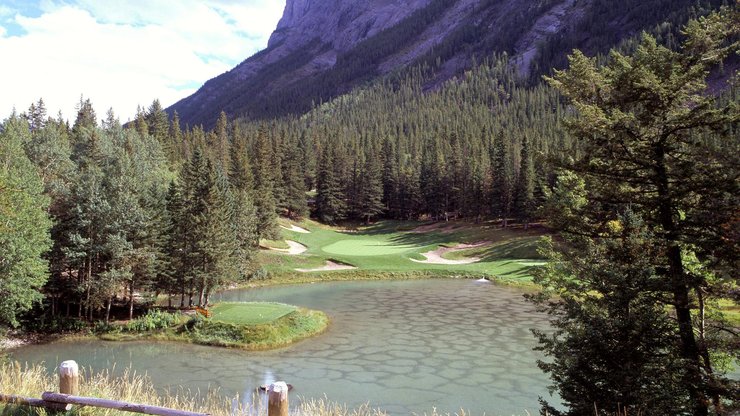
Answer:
xmin=209 ymin=302 xmax=297 ymax=325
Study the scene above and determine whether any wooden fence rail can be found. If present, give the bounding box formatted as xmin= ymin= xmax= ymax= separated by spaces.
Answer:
xmin=41 ymin=392 xmax=209 ymax=416
xmin=0 ymin=393 xmax=71 ymax=411
xmin=0 ymin=360 xmax=291 ymax=416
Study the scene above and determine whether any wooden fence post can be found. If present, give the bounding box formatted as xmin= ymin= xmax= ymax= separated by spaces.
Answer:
xmin=267 ymin=382 xmax=289 ymax=416
xmin=58 ymin=360 xmax=79 ymax=396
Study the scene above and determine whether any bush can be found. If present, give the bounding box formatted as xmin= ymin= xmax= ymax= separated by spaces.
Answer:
xmin=21 ymin=317 xmax=88 ymax=333
xmin=250 ymin=267 xmax=269 ymax=281
xmin=125 ymin=310 xmax=181 ymax=332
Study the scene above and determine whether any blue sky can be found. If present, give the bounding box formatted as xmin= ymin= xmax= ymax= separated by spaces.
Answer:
xmin=0 ymin=0 xmax=284 ymax=122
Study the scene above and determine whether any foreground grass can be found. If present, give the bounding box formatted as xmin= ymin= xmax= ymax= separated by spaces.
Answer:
xmin=98 ymin=306 xmax=328 ymax=351
xmin=0 ymin=361 xmax=389 ymax=416
xmin=0 ymin=361 xmax=666 ymax=416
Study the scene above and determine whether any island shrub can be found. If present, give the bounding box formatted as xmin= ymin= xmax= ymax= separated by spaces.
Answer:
xmin=124 ymin=310 xmax=182 ymax=332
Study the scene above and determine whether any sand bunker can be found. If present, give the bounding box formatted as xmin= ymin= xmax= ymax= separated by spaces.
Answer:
xmin=295 ymin=261 xmax=357 ymax=273
xmin=280 ymin=224 xmax=311 ymax=233
xmin=268 ymin=240 xmax=308 ymax=255
xmin=411 ymin=241 xmax=491 ymax=265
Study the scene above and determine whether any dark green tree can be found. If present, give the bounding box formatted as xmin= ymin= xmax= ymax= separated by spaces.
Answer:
xmin=252 ymin=127 xmax=279 ymax=239
xmin=535 ymin=9 xmax=739 ymax=415
xmin=213 ymin=111 xmax=230 ymax=172
xmin=533 ymin=206 xmax=693 ymax=415
xmin=229 ymin=122 xmax=254 ymax=193
xmin=490 ymin=131 xmax=513 ymax=227
xmin=514 ymin=135 xmax=535 ymax=228
xmin=146 ymin=99 xmax=169 ymax=144
xmin=381 ymin=136 xmax=399 ymax=216
xmin=357 ymin=148 xmax=385 ymax=223
xmin=281 ymin=144 xmax=309 ymax=219
xmin=0 ymin=116 xmax=52 ymax=327
xmin=315 ymin=143 xmax=346 ymax=223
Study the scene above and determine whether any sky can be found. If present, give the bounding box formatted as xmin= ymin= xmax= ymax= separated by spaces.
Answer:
xmin=0 ymin=0 xmax=284 ymax=122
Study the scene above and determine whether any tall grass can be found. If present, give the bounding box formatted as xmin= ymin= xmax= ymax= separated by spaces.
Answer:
xmin=0 ymin=361 xmax=646 ymax=416
xmin=0 ymin=361 xmax=387 ymax=416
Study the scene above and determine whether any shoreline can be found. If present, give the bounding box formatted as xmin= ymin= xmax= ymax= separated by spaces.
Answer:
xmin=3 ymin=274 xmax=538 ymax=352
xmin=0 ymin=331 xmax=63 ymax=353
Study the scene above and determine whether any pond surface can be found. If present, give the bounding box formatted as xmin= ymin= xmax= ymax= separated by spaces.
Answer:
xmin=11 ymin=279 xmax=556 ymax=415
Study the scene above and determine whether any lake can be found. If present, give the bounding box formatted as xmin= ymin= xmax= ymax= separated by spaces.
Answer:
xmin=11 ymin=279 xmax=555 ymax=415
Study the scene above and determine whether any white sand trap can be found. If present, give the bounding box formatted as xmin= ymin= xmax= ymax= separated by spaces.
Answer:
xmin=411 ymin=241 xmax=491 ymax=265
xmin=268 ymin=240 xmax=307 ymax=255
xmin=280 ymin=224 xmax=310 ymax=233
xmin=296 ymin=261 xmax=356 ymax=273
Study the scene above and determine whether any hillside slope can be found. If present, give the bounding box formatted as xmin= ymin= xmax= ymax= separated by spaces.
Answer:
xmin=168 ymin=0 xmax=724 ymax=128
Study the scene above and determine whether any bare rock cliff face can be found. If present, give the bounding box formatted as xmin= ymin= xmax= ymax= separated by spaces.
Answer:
xmin=269 ymin=0 xmax=431 ymax=50
xmin=169 ymin=0 xmax=434 ymax=125
xmin=167 ymin=0 xmax=710 ymax=127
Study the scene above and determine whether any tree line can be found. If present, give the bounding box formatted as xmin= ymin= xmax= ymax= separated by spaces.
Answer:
xmin=1 ymin=52 xmax=568 ymax=328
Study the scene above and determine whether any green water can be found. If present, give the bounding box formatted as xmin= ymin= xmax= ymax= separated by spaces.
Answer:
xmin=11 ymin=279 xmax=556 ymax=415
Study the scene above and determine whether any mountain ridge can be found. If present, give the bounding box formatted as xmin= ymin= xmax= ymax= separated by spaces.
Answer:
xmin=167 ymin=0 xmax=723 ymax=128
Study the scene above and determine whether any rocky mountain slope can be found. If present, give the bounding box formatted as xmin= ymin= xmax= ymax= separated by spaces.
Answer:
xmin=167 ymin=0 xmax=723 ymax=128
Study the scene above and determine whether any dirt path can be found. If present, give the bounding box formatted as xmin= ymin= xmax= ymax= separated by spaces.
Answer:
xmin=295 ymin=261 xmax=357 ymax=273
xmin=268 ymin=240 xmax=308 ymax=255
xmin=280 ymin=224 xmax=311 ymax=233
xmin=411 ymin=241 xmax=491 ymax=265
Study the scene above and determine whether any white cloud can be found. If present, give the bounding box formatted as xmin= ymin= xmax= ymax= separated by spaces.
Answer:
xmin=0 ymin=5 xmax=13 ymax=18
xmin=0 ymin=0 xmax=284 ymax=122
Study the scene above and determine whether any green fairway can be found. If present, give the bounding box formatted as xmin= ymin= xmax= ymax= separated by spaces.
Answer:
xmin=260 ymin=218 xmax=550 ymax=284
xmin=210 ymin=302 xmax=297 ymax=325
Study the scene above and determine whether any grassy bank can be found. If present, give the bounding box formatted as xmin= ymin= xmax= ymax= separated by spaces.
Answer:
xmin=97 ymin=304 xmax=328 ymax=351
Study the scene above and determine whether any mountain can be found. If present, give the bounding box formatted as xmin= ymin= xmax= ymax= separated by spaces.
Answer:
xmin=167 ymin=0 xmax=724 ymax=128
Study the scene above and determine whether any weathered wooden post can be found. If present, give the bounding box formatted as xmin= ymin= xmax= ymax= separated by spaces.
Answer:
xmin=267 ymin=382 xmax=289 ymax=416
xmin=58 ymin=360 xmax=79 ymax=396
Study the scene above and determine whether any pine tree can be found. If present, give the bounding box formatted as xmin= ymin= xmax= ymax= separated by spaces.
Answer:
xmin=72 ymin=97 xmax=97 ymax=135
xmin=229 ymin=122 xmax=254 ymax=193
xmin=490 ymin=131 xmax=513 ymax=227
xmin=358 ymin=147 xmax=385 ymax=223
xmin=381 ymin=136 xmax=399 ymax=216
xmin=231 ymin=189 xmax=258 ymax=280
xmin=281 ymin=144 xmax=309 ymax=219
xmin=169 ymin=111 xmax=183 ymax=162
xmin=162 ymin=181 xmax=185 ymax=306
xmin=513 ymin=135 xmax=535 ymax=228
xmin=134 ymin=106 xmax=149 ymax=138
xmin=0 ymin=116 xmax=52 ymax=327
xmin=315 ymin=143 xmax=346 ymax=223
xmin=420 ymin=135 xmax=446 ymax=220
xmin=252 ymin=127 xmax=279 ymax=239
xmin=146 ymin=99 xmax=169 ymax=144
xmin=213 ymin=111 xmax=230 ymax=172
xmin=534 ymin=9 xmax=739 ymax=415
xmin=532 ymin=206 xmax=693 ymax=415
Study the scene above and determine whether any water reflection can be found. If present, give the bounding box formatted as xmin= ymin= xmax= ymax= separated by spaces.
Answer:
xmin=12 ymin=279 xmax=554 ymax=415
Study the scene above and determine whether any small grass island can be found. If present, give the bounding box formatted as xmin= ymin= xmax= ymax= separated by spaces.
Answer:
xmin=97 ymin=302 xmax=328 ymax=350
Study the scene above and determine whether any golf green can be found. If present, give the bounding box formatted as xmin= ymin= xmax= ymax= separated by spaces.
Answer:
xmin=321 ymin=239 xmax=421 ymax=256
xmin=210 ymin=302 xmax=297 ymax=325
